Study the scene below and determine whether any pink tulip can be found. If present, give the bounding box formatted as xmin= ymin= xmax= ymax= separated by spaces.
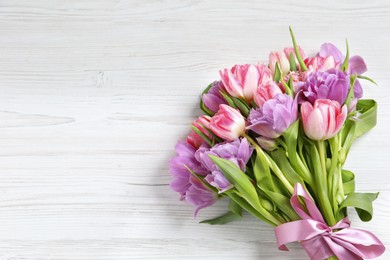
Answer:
xmin=304 ymin=56 xmax=337 ymax=72
xmin=269 ymin=50 xmax=290 ymax=75
xmin=269 ymin=47 xmax=306 ymax=76
xmin=283 ymin=47 xmax=306 ymax=67
xmin=210 ymin=104 xmax=246 ymax=141
xmin=186 ymin=116 xmax=212 ymax=148
xmin=254 ymin=82 xmax=284 ymax=107
xmin=301 ymin=99 xmax=347 ymax=140
xmin=219 ymin=64 xmax=272 ymax=103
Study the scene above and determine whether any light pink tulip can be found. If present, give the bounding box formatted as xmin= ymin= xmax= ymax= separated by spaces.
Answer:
xmin=269 ymin=47 xmax=306 ymax=76
xmin=219 ymin=64 xmax=272 ymax=103
xmin=186 ymin=116 xmax=212 ymax=148
xmin=304 ymin=56 xmax=337 ymax=72
xmin=254 ymin=82 xmax=284 ymax=107
xmin=269 ymin=50 xmax=290 ymax=75
xmin=209 ymin=104 xmax=246 ymax=141
xmin=283 ymin=47 xmax=306 ymax=67
xmin=301 ymin=99 xmax=347 ymax=140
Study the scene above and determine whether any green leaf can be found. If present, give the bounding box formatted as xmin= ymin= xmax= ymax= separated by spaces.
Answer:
xmin=191 ymin=126 xmax=212 ymax=147
xmin=200 ymin=82 xmax=215 ymax=116
xmin=208 ymin=155 xmax=284 ymax=226
xmin=280 ymin=78 xmax=292 ymax=96
xmin=228 ymin=198 xmax=243 ymax=216
xmin=253 ymin=147 xmax=273 ymax=189
xmin=339 ymin=192 xmax=379 ymax=222
xmin=219 ymin=91 xmax=236 ymax=108
xmin=269 ymin=149 xmax=304 ymax=186
xmin=184 ymin=165 xmax=217 ymax=193
xmin=289 ymin=52 xmax=297 ymax=71
xmin=262 ymin=189 xmax=300 ymax=221
xmin=208 ymin=155 xmax=262 ymax=211
xmin=200 ymin=199 xmax=242 ymax=225
xmin=288 ymin=75 xmax=294 ymax=93
xmin=341 ymin=99 xmax=377 ymax=154
xmin=282 ymin=120 xmax=313 ymax=184
xmin=231 ymin=96 xmax=250 ymax=117
xmin=289 ymin=26 xmax=307 ymax=71
xmin=274 ymin=62 xmax=281 ymax=82
xmin=341 ymin=40 xmax=350 ymax=72
xmin=200 ymin=211 xmax=241 ymax=225
xmin=355 ymin=99 xmax=377 ymax=138
xmin=342 ymin=169 xmax=355 ymax=195
xmin=357 ymin=75 xmax=377 ymax=85
xmin=227 ymin=191 xmax=278 ymax=226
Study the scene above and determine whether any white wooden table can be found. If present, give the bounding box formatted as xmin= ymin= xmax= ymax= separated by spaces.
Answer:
xmin=0 ymin=1 xmax=389 ymax=259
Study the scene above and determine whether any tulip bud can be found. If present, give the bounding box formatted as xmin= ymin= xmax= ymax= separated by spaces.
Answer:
xmin=301 ymin=99 xmax=347 ymax=140
xmin=209 ymin=104 xmax=246 ymax=141
xmin=186 ymin=116 xmax=212 ymax=149
xmin=269 ymin=50 xmax=290 ymax=75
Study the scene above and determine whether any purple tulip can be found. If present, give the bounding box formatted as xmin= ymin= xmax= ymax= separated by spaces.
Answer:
xmin=169 ymin=141 xmax=217 ymax=216
xmin=202 ymin=81 xmax=227 ymax=113
xmin=303 ymin=69 xmax=350 ymax=105
xmin=195 ymin=138 xmax=253 ymax=192
xmin=247 ymin=94 xmax=298 ymax=139
xmin=318 ymin=43 xmax=366 ymax=101
xmin=319 ymin=43 xmax=367 ymax=75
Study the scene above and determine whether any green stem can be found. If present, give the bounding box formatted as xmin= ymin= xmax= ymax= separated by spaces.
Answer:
xmin=313 ymin=141 xmax=336 ymax=225
xmin=244 ymin=134 xmax=294 ymax=194
xmin=287 ymin=145 xmax=313 ymax=186
xmin=328 ymin=136 xmax=340 ymax=214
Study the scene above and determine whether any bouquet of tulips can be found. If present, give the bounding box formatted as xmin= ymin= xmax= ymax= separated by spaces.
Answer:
xmin=169 ymin=28 xmax=385 ymax=260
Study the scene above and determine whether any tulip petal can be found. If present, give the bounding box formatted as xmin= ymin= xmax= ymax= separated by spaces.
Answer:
xmin=349 ymin=55 xmax=367 ymax=75
xmin=354 ymin=80 xmax=363 ymax=99
xmin=243 ymin=65 xmax=260 ymax=101
xmin=306 ymin=108 xmax=325 ymax=140
xmin=319 ymin=43 xmax=344 ymax=64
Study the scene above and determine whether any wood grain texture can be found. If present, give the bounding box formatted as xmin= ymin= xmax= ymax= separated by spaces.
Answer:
xmin=0 ymin=0 xmax=389 ymax=259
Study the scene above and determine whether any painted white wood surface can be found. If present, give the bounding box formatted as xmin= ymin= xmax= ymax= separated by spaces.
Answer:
xmin=0 ymin=0 xmax=389 ymax=259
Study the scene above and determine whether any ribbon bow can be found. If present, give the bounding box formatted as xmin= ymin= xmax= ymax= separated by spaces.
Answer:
xmin=274 ymin=183 xmax=385 ymax=260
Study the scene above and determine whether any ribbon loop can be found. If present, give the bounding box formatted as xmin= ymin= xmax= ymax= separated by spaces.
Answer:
xmin=274 ymin=183 xmax=385 ymax=260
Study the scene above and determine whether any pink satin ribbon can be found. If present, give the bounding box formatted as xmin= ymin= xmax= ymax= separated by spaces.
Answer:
xmin=274 ymin=183 xmax=385 ymax=260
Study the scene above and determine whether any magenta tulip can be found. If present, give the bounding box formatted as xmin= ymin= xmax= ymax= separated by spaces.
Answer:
xmin=301 ymin=99 xmax=347 ymax=140
xmin=210 ymin=104 xmax=246 ymax=141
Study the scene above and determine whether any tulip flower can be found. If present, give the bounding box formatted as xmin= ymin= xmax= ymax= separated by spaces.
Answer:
xmin=301 ymin=99 xmax=347 ymax=140
xmin=254 ymin=82 xmax=284 ymax=107
xmin=304 ymin=56 xmax=337 ymax=72
xmin=186 ymin=116 xmax=212 ymax=149
xmin=201 ymin=81 xmax=227 ymax=113
xmin=247 ymin=94 xmax=298 ymax=139
xmin=195 ymin=138 xmax=253 ymax=192
xmin=269 ymin=47 xmax=306 ymax=75
xmin=210 ymin=104 xmax=246 ymax=141
xmin=169 ymin=141 xmax=217 ymax=216
xmin=302 ymin=69 xmax=350 ymax=105
xmin=219 ymin=64 xmax=272 ymax=103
